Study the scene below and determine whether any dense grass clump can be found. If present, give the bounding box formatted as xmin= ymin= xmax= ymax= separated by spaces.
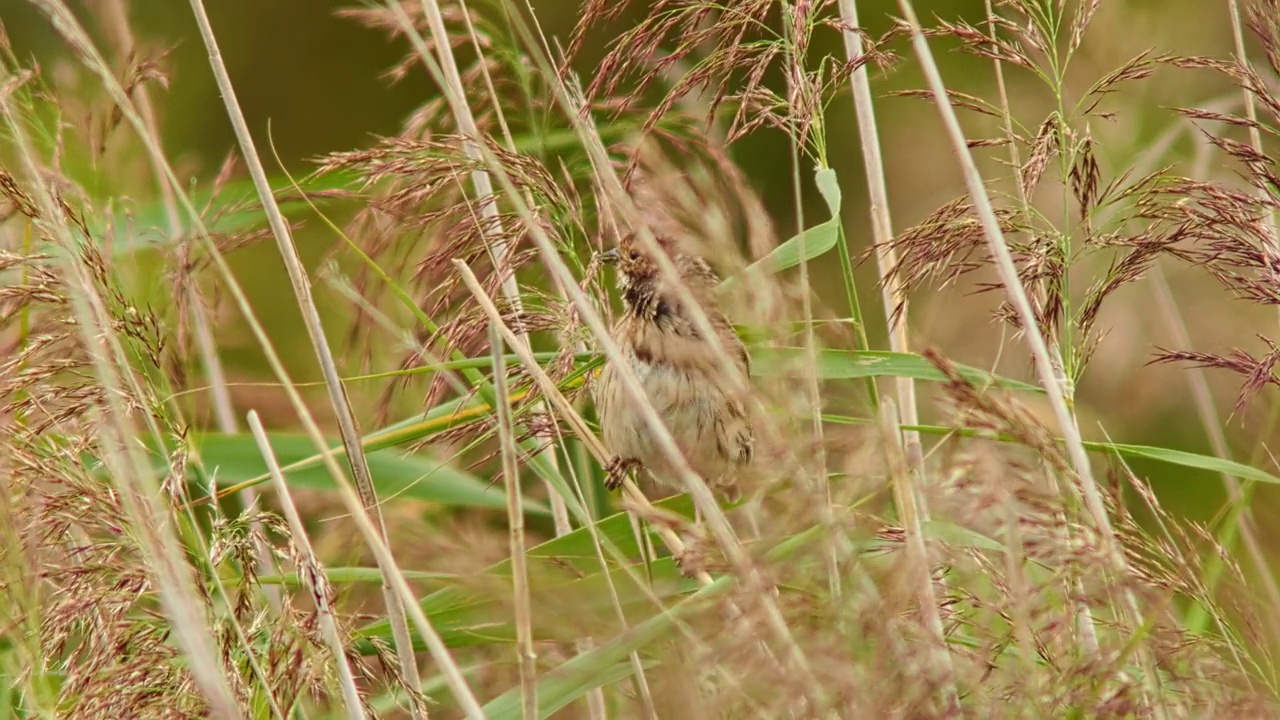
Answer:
xmin=5 ymin=0 xmax=1280 ymax=717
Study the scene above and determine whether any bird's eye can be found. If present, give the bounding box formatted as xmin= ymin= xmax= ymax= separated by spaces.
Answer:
xmin=628 ymin=250 xmax=641 ymax=261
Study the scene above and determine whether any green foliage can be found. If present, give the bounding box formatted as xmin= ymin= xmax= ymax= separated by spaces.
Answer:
xmin=725 ymin=167 xmax=842 ymax=286
xmin=195 ymin=432 xmax=546 ymax=513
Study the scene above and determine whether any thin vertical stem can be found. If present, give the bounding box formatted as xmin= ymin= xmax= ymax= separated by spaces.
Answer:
xmin=183 ymin=0 xmax=424 ymax=711
xmin=488 ymin=324 xmax=538 ymax=718
xmin=881 ymin=401 xmax=959 ymax=716
xmin=1227 ymin=0 xmax=1279 ymax=247
xmin=247 ymin=411 xmax=364 ymax=720
xmin=780 ymin=0 xmax=838 ymax=601
xmin=93 ymin=0 xmax=279 ymax=611
xmin=979 ymin=0 xmax=1069 ymax=679
xmin=407 ymin=0 xmax=572 ymax=537
xmin=836 ymin=0 xmax=926 ymax=477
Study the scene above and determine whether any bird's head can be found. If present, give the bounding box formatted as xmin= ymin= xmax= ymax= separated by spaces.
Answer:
xmin=600 ymin=233 xmax=717 ymax=294
xmin=601 ymin=233 xmax=666 ymax=287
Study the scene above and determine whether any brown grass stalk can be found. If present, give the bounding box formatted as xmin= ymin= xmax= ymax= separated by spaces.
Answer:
xmin=91 ymin=0 xmax=280 ymax=612
xmin=777 ymin=0 xmax=839 ymax=603
xmin=246 ymin=410 xmax=364 ymax=720
xmin=487 ymin=319 xmax=538 ymax=718
xmin=836 ymin=0 xmax=926 ymax=476
xmin=880 ymin=401 xmax=959 ymax=715
xmin=1227 ymin=0 xmax=1279 ymax=248
xmin=980 ymin=0 xmax=1072 ymax=678
xmin=18 ymin=7 xmax=354 ymax=714
xmin=182 ymin=0 xmax=427 ymax=709
xmin=1114 ymin=84 xmax=1280 ymax=639
xmin=403 ymin=0 xmax=574 ymax=539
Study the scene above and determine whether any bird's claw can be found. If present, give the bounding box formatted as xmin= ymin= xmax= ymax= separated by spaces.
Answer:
xmin=604 ymin=457 xmax=641 ymax=490
xmin=673 ymin=545 xmax=707 ymax=579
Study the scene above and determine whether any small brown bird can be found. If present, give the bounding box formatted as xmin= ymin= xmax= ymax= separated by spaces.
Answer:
xmin=593 ymin=232 xmax=754 ymax=499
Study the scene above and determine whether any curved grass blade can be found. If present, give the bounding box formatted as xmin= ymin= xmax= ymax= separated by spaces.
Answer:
xmin=722 ymin=167 xmax=842 ymax=288
xmin=354 ymin=555 xmax=698 ymax=652
xmin=83 ymin=170 xmax=363 ymax=258
xmin=203 ymin=377 xmax=574 ymax=502
xmin=1089 ymin=441 xmax=1280 ymax=485
xmin=897 ymin=423 xmax=1280 ymax=485
xmin=823 ymin=414 xmax=1280 ymax=486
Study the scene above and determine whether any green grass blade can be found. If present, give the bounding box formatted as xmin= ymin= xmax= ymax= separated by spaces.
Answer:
xmin=195 ymin=432 xmax=546 ymax=513
xmin=354 ymin=555 xmax=697 ymax=651
xmin=80 ymin=170 xmax=362 ymax=258
xmin=723 ymin=167 xmax=842 ymax=286
xmin=1088 ymin=441 xmax=1280 ymax=485
xmin=755 ymin=348 xmax=1041 ymax=392
xmin=897 ymin=423 xmax=1280 ymax=485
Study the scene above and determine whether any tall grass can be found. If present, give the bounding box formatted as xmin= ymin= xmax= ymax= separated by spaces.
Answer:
xmin=4 ymin=0 xmax=1280 ymax=717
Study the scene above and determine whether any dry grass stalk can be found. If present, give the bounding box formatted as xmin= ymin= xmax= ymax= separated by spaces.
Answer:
xmin=183 ymin=0 xmax=429 ymax=710
xmin=405 ymin=0 xmax=574 ymax=538
xmin=247 ymin=410 xmax=366 ymax=720
xmin=836 ymin=0 xmax=925 ymax=467
xmin=978 ymin=0 xmax=1040 ymax=680
xmin=1229 ymin=0 xmax=1279 ymax=248
xmin=880 ymin=400 xmax=959 ymax=714
xmin=486 ymin=317 xmax=539 ymax=717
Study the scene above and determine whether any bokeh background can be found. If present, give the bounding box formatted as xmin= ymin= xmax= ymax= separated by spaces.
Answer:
xmin=5 ymin=0 xmax=1275 ymax=562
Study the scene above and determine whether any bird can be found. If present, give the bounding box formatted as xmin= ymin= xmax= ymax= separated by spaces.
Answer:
xmin=593 ymin=232 xmax=754 ymax=500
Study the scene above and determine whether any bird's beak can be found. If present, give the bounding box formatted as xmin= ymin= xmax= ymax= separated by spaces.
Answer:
xmin=599 ymin=248 xmax=620 ymax=265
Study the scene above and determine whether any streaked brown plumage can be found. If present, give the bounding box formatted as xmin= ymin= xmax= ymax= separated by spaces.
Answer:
xmin=593 ymin=233 xmax=753 ymax=497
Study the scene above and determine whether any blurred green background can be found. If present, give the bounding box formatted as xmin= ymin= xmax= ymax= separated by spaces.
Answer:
xmin=5 ymin=1 xmax=1276 ymax=554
